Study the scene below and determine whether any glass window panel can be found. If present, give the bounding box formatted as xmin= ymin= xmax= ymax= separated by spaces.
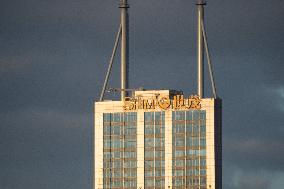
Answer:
xmin=145 ymin=112 xmax=154 ymax=121
xmin=155 ymin=111 xmax=161 ymax=118
xmin=155 ymin=169 xmax=164 ymax=176
xmin=103 ymin=125 xmax=111 ymax=134
xmin=124 ymin=151 xmax=136 ymax=158
xmin=200 ymin=125 xmax=206 ymax=133
xmin=145 ymin=170 xmax=154 ymax=177
xmin=155 ymin=160 xmax=164 ymax=168
xmin=103 ymin=113 xmax=111 ymax=121
xmin=193 ymin=110 xmax=199 ymax=120
xmin=145 ymin=127 xmax=154 ymax=134
xmin=193 ymin=138 xmax=199 ymax=146
xmin=187 ymin=137 xmax=192 ymax=147
xmin=155 ymin=151 xmax=164 ymax=157
xmin=200 ymin=177 xmax=206 ymax=185
xmin=155 ymin=138 xmax=161 ymax=145
xmin=201 ymin=119 xmax=206 ymax=126
xmin=175 ymin=179 xmax=183 ymax=186
xmin=186 ymin=123 xmax=192 ymax=133
xmin=145 ymin=138 xmax=154 ymax=147
xmin=176 ymin=124 xmax=185 ymax=133
xmin=124 ymin=141 xmax=136 ymax=148
xmin=200 ymin=169 xmax=206 ymax=175
xmin=155 ymin=127 xmax=161 ymax=134
xmin=186 ymin=111 xmax=193 ymax=120
xmin=113 ymin=169 xmax=122 ymax=177
xmin=194 ymin=169 xmax=199 ymax=175
xmin=145 ymin=179 xmax=154 ymax=186
xmin=145 ymin=160 xmax=154 ymax=168
xmin=200 ymin=110 xmax=206 ymax=119
xmin=175 ymin=150 xmax=184 ymax=157
xmin=145 ymin=151 xmax=154 ymax=158
xmin=112 ymin=113 xmax=120 ymax=122
xmin=113 ymin=161 xmax=122 ymax=168
xmin=176 ymin=137 xmax=185 ymax=146
xmin=104 ymin=141 xmax=112 ymax=148
xmin=187 ymin=169 xmax=193 ymax=176
xmin=193 ymin=125 xmax=199 ymax=133
xmin=200 ymin=158 xmax=206 ymax=166
xmin=175 ymin=111 xmax=185 ymax=120
xmin=175 ymin=169 xmax=184 ymax=176
xmin=175 ymin=159 xmax=185 ymax=167
xmin=155 ymin=179 xmax=164 ymax=186
xmin=200 ymin=149 xmax=206 ymax=156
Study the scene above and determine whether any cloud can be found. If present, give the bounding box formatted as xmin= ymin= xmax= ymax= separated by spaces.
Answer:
xmin=235 ymin=174 xmax=271 ymax=189
xmin=0 ymin=107 xmax=92 ymax=189
xmin=224 ymin=168 xmax=284 ymax=189
xmin=274 ymin=87 xmax=284 ymax=111
xmin=225 ymin=136 xmax=284 ymax=171
xmin=0 ymin=0 xmax=284 ymax=189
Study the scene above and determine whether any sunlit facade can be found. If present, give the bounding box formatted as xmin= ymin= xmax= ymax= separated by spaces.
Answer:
xmin=94 ymin=90 xmax=222 ymax=189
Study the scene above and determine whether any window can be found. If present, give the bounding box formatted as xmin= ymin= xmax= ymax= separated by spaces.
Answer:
xmin=172 ymin=110 xmax=207 ymax=188
xmin=103 ymin=112 xmax=137 ymax=188
xmin=144 ymin=112 xmax=165 ymax=189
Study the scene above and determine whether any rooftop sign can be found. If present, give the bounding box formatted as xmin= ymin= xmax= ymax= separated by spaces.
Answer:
xmin=123 ymin=95 xmax=201 ymax=111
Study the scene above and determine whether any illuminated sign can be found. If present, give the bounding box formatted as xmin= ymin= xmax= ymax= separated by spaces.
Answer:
xmin=123 ymin=95 xmax=201 ymax=111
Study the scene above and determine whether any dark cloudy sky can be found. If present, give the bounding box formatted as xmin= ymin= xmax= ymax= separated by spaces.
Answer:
xmin=1 ymin=0 xmax=284 ymax=189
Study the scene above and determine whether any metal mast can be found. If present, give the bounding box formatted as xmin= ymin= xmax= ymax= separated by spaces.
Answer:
xmin=197 ymin=0 xmax=205 ymax=98
xmin=120 ymin=0 xmax=129 ymax=100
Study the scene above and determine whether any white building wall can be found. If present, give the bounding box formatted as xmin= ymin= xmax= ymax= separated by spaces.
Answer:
xmin=164 ymin=109 xmax=173 ymax=188
xmin=94 ymin=104 xmax=104 ymax=189
xmin=203 ymin=99 xmax=216 ymax=189
xmin=137 ymin=110 xmax=145 ymax=188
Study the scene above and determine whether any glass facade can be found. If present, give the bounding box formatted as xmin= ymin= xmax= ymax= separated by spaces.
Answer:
xmin=101 ymin=110 xmax=207 ymax=189
xmin=172 ymin=110 xmax=206 ymax=189
xmin=144 ymin=112 xmax=165 ymax=189
xmin=103 ymin=112 xmax=137 ymax=189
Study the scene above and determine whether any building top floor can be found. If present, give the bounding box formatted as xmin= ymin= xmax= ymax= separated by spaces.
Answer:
xmin=95 ymin=90 xmax=221 ymax=113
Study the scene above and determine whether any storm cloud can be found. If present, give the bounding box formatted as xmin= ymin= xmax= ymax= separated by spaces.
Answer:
xmin=0 ymin=0 xmax=284 ymax=189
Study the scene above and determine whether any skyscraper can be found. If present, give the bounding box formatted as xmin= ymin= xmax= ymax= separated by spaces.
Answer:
xmin=94 ymin=1 xmax=222 ymax=189
xmin=95 ymin=90 xmax=221 ymax=189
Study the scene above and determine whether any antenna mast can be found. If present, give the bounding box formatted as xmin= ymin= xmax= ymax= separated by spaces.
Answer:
xmin=197 ymin=0 xmax=205 ymax=98
xmin=120 ymin=0 xmax=129 ymax=100
xmin=196 ymin=0 xmax=218 ymax=99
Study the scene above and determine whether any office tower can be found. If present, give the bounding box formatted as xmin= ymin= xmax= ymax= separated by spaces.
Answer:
xmin=95 ymin=90 xmax=222 ymax=189
xmin=94 ymin=1 xmax=222 ymax=189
